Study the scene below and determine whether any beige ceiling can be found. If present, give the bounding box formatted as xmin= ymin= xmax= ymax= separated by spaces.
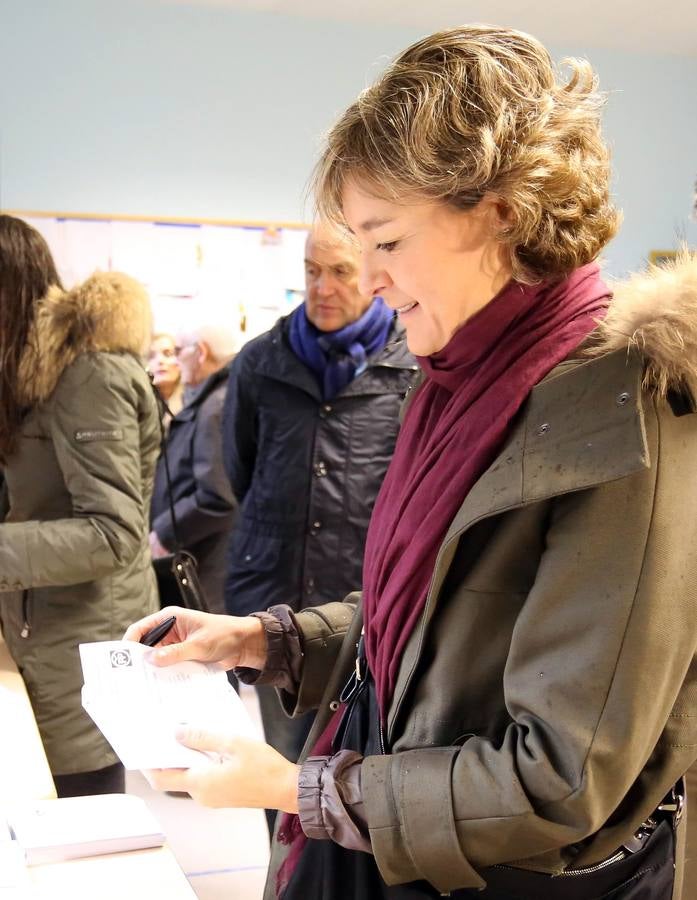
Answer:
xmin=162 ymin=0 xmax=697 ymax=55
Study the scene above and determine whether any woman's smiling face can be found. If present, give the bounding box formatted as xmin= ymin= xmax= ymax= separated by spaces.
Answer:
xmin=341 ymin=181 xmax=512 ymax=356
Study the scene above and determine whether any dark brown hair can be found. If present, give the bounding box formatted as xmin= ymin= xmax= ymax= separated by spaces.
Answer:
xmin=0 ymin=215 xmax=62 ymax=462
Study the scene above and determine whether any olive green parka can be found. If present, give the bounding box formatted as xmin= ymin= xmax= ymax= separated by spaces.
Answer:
xmin=0 ymin=272 xmax=160 ymax=776
xmin=266 ymin=256 xmax=697 ymax=899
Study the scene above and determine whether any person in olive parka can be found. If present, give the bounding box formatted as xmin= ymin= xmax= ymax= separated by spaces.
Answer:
xmin=0 ymin=215 xmax=159 ymax=797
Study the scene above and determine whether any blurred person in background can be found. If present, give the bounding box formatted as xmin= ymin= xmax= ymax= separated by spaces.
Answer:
xmin=148 ymin=332 xmax=183 ymax=426
xmin=0 ymin=214 xmax=159 ymax=797
xmin=149 ymin=316 xmax=238 ymax=615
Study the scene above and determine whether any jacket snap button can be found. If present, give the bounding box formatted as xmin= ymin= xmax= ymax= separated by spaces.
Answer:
xmin=537 ymin=423 xmax=550 ymax=435
xmin=329 ymin=700 xmax=340 ymax=711
xmin=313 ymin=521 xmax=322 ymax=529
xmin=616 ymin=392 xmax=630 ymax=406
xmin=244 ymin=554 xmax=252 ymax=562
xmin=314 ymin=462 xmax=327 ymax=477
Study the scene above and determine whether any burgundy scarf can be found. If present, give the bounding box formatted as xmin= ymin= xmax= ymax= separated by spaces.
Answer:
xmin=277 ymin=263 xmax=610 ymax=896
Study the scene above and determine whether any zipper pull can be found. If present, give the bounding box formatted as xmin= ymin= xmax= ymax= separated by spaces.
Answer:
xmin=20 ymin=622 xmax=31 ymax=639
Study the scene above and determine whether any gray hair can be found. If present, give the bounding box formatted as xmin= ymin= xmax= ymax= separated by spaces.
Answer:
xmin=179 ymin=307 xmax=238 ymax=363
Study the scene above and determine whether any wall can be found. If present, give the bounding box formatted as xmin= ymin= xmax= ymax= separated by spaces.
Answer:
xmin=1 ymin=0 xmax=695 ymax=277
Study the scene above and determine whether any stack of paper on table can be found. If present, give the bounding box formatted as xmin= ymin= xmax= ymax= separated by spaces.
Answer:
xmin=6 ymin=794 xmax=165 ymax=865
xmin=79 ymin=640 xmax=255 ymax=770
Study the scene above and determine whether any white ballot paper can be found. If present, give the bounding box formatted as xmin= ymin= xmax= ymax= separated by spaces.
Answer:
xmin=79 ymin=641 xmax=255 ymax=770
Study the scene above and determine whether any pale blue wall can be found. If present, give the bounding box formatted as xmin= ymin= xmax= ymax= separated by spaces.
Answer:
xmin=1 ymin=0 xmax=695 ymax=277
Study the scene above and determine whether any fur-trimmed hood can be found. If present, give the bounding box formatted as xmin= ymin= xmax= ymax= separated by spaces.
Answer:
xmin=18 ymin=271 xmax=152 ymax=406
xmin=592 ymin=252 xmax=697 ymax=396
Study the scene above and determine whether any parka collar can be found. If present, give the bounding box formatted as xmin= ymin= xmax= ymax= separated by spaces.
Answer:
xmin=18 ymin=271 xmax=151 ymax=407
xmin=425 ymin=252 xmax=697 ymax=629
xmin=590 ymin=251 xmax=697 ymax=397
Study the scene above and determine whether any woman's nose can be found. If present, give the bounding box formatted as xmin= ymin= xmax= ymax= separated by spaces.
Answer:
xmin=358 ymin=255 xmax=390 ymax=298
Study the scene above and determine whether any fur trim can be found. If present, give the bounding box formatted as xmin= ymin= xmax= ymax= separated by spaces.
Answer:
xmin=591 ymin=251 xmax=697 ymax=395
xmin=18 ymin=271 xmax=152 ymax=405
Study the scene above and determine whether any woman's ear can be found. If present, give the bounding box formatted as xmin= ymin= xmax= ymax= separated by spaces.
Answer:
xmin=479 ymin=193 xmax=512 ymax=232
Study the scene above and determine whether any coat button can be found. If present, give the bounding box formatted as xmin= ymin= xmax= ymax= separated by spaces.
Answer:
xmin=306 ymin=577 xmax=315 ymax=594
xmin=616 ymin=392 xmax=630 ymax=406
xmin=319 ymin=403 xmax=333 ymax=419
xmin=537 ymin=423 xmax=550 ymax=435
xmin=329 ymin=700 xmax=340 ymax=711
xmin=313 ymin=461 xmax=327 ymax=477
xmin=244 ymin=554 xmax=252 ymax=562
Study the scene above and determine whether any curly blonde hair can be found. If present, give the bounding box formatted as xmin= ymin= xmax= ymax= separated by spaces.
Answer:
xmin=313 ymin=25 xmax=621 ymax=284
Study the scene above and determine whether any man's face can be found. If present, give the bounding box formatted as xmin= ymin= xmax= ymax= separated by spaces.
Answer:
xmin=304 ymin=229 xmax=373 ymax=332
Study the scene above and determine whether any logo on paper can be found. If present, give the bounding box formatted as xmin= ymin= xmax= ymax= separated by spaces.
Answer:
xmin=110 ymin=649 xmax=133 ymax=668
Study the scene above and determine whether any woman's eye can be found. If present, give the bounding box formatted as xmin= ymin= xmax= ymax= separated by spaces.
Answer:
xmin=376 ymin=240 xmax=399 ymax=253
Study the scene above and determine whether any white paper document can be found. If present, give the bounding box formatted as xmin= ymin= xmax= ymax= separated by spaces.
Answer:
xmin=79 ymin=641 xmax=255 ymax=770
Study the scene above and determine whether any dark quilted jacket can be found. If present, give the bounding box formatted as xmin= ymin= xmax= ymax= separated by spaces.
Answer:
xmin=222 ymin=316 xmax=417 ymax=616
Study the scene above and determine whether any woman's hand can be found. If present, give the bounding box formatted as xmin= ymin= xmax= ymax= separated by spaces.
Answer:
xmin=123 ymin=606 xmax=267 ymax=671
xmin=143 ymin=728 xmax=300 ymax=813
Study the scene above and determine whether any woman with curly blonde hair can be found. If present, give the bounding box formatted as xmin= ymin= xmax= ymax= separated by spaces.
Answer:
xmin=128 ymin=25 xmax=697 ymax=900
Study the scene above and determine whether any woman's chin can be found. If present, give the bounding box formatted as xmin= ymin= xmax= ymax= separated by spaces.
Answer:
xmin=404 ymin=326 xmax=444 ymax=358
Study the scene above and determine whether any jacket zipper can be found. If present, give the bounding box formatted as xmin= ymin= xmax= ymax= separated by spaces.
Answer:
xmin=492 ymin=817 xmax=657 ymax=878
xmin=490 ymin=850 xmax=628 ymax=878
xmin=20 ymin=589 xmax=32 ymax=638
xmin=378 ymin=719 xmax=386 ymax=755
xmin=554 ymin=850 xmax=628 ymax=876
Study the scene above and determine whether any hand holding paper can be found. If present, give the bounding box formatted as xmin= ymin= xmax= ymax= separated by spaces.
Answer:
xmin=122 ymin=606 xmax=267 ymax=671
xmin=143 ymin=728 xmax=300 ymax=814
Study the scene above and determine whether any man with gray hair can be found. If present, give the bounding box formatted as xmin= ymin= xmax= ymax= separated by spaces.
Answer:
xmin=149 ymin=314 xmax=238 ymax=614
xmin=222 ymin=224 xmax=417 ymax=832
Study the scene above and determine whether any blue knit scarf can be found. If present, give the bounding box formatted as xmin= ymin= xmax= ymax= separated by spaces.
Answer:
xmin=288 ymin=298 xmax=394 ymax=400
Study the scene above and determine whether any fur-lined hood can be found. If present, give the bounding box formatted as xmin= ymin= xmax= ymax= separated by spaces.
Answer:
xmin=18 ymin=271 xmax=152 ymax=406
xmin=592 ymin=252 xmax=697 ymax=396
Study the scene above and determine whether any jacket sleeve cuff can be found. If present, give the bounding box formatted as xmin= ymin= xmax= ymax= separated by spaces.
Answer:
xmin=234 ymin=605 xmax=302 ymax=693
xmin=362 ymin=750 xmax=486 ymax=891
xmin=298 ymin=752 xmax=371 ymax=853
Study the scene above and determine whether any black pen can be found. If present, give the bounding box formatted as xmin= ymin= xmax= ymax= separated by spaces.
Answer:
xmin=140 ymin=615 xmax=177 ymax=647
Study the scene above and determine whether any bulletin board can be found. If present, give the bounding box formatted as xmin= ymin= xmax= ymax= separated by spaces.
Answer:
xmin=10 ymin=210 xmax=310 ymax=344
